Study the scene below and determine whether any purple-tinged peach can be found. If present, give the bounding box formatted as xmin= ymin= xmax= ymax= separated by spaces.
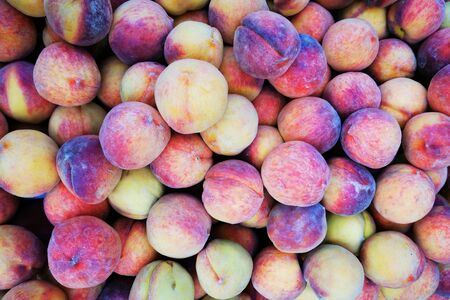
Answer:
xmin=0 ymin=111 xmax=7 ymax=138
xmin=252 ymin=86 xmax=286 ymax=126
xmin=341 ymin=1 xmax=387 ymax=38
xmin=147 ymin=193 xmax=211 ymax=259
xmin=322 ymin=18 xmax=379 ymax=72
xmin=277 ymin=97 xmax=340 ymax=153
xmin=120 ymin=62 xmax=164 ymax=107
xmin=355 ymin=277 xmax=382 ymax=300
xmin=323 ymin=72 xmax=381 ymax=118
xmin=243 ymin=125 xmax=283 ymax=169
xmin=150 ymin=133 xmax=213 ymax=189
xmin=252 ymin=246 xmax=305 ymax=299
xmin=174 ymin=9 xmax=209 ymax=26
xmin=0 ymin=225 xmax=45 ymax=290
xmin=99 ymin=102 xmax=170 ymax=170
xmin=261 ymin=141 xmax=330 ymax=207
xmin=208 ymin=0 xmax=269 ymax=44
xmin=242 ymin=190 xmax=275 ymax=229
xmin=0 ymin=61 xmax=55 ymax=124
xmin=436 ymin=263 xmax=449 ymax=297
xmin=429 ymin=293 xmax=448 ymax=300
xmin=413 ymin=205 xmax=450 ymax=264
xmin=219 ymin=47 xmax=264 ymax=101
xmin=290 ymin=2 xmax=334 ymax=42
xmin=155 ymin=59 xmax=228 ymax=134
xmin=164 ymin=21 xmax=223 ymax=67
xmin=34 ymin=42 xmax=101 ymax=106
xmin=341 ymin=108 xmax=401 ymax=169
xmin=6 ymin=0 xmax=44 ymax=16
xmin=434 ymin=194 xmax=449 ymax=207
xmin=310 ymin=64 xmax=331 ymax=97
xmin=369 ymin=205 xmax=412 ymax=233
xmin=109 ymin=0 xmax=173 ymax=64
xmin=273 ymin=0 xmax=309 ymax=16
xmin=213 ymin=224 xmax=258 ymax=255
xmin=44 ymin=182 xmax=110 ymax=226
xmin=130 ymin=260 xmax=195 ymax=300
xmin=387 ymin=0 xmax=445 ymax=44
xmin=268 ymin=203 xmax=327 ymax=253
xmin=196 ymin=239 xmax=253 ymax=299
xmin=234 ymin=11 xmax=301 ymax=79
xmin=315 ymin=0 xmax=354 ymax=9
xmin=45 ymin=0 xmax=112 ymax=46
xmin=403 ymin=112 xmax=450 ymax=171
xmin=428 ymin=64 xmax=450 ymax=116
xmin=48 ymin=216 xmax=122 ymax=289
xmin=0 ymin=188 xmax=18 ymax=224
xmin=426 ymin=167 xmax=448 ymax=194
xmin=201 ymin=94 xmax=258 ymax=156
xmin=108 ymin=168 xmax=163 ymax=220
xmin=156 ymin=0 xmax=208 ymax=15
xmin=42 ymin=22 xmax=64 ymax=46
xmin=323 ymin=157 xmax=376 ymax=216
xmin=202 ymin=159 xmax=264 ymax=224
xmin=97 ymin=276 xmax=133 ymax=300
xmin=3 ymin=280 xmax=67 ymax=300
xmin=304 ymin=244 xmax=365 ymax=299
xmin=365 ymin=0 xmax=397 ymax=7
xmin=417 ymin=28 xmax=450 ymax=79
xmin=0 ymin=130 xmax=59 ymax=197
xmin=0 ymin=0 xmax=37 ymax=62
xmin=56 ymin=135 xmax=122 ymax=204
xmin=269 ymin=34 xmax=328 ymax=98
xmin=114 ymin=217 xmax=158 ymax=276
xmin=97 ymin=56 xmax=128 ymax=108
xmin=361 ymin=231 xmax=425 ymax=288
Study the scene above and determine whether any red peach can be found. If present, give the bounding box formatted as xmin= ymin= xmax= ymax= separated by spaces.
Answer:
xmin=428 ymin=64 xmax=450 ymax=116
xmin=66 ymin=285 xmax=104 ymax=300
xmin=0 ymin=188 xmax=18 ymax=224
xmin=290 ymin=2 xmax=334 ymax=42
xmin=3 ymin=280 xmax=67 ymax=300
xmin=213 ymin=224 xmax=258 ymax=255
xmin=243 ymin=125 xmax=283 ymax=169
xmin=174 ymin=10 xmax=209 ymax=26
xmin=355 ymin=278 xmax=382 ymax=300
xmin=426 ymin=167 xmax=448 ymax=194
xmin=315 ymin=0 xmax=354 ymax=9
xmin=242 ymin=190 xmax=275 ymax=229
xmin=0 ymin=111 xmax=7 ymax=138
xmin=97 ymin=56 xmax=128 ymax=108
xmin=436 ymin=263 xmax=449 ymax=298
xmin=273 ymin=0 xmax=309 ymax=16
xmin=417 ymin=28 xmax=450 ymax=80
xmin=252 ymin=86 xmax=286 ymax=126
xmin=341 ymin=1 xmax=388 ymax=38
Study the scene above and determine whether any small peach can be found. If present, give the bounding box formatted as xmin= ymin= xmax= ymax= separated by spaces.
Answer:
xmin=213 ymin=224 xmax=258 ymax=255
xmin=428 ymin=64 xmax=450 ymax=116
xmin=290 ymin=2 xmax=334 ymax=42
xmin=273 ymin=0 xmax=309 ymax=16
xmin=243 ymin=125 xmax=284 ymax=169
xmin=241 ymin=190 xmax=274 ymax=229
xmin=97 ymin=56 xmax=128 ymax=108
xmin=174 ymin=10 xmax=209 ymax=26
xmin=252 ymin=86 xmax=286 ymax=126
xmin=341 ymin=1 xmax=387 ymax=38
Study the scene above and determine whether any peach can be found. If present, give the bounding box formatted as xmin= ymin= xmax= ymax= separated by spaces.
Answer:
xmin=6 ymin=0 xmax=44 ymax=16
xmin=417 ymin=28 xmax=450 ymax=79
xmin=368 ymin=38 xmax=416 ymax=82
xmin=323 ymin=157 xmax=375 ymax=216
xmin=165 ymin=21 xmax=223 ymax=68
xmin=341 ymin=108 xmax=401 ymax=169
xmin=147 ymin=193 xmax=211 ymax=259
xmin=65 ymin=285 xmax=103 ymax=300
xmin=108 ymin=168 xmax=163 ymax=220
xmin=290 ymin=2 xmax=334 ymax=42
xmin=369 ymin=205 xmax=412 ymax=233
xmin=413 ymin=206 xmax=450 ymax=264
xmin=42 ymin=21 xmax=64 ymax=46
xmin=0 ymin=130 xmax=59 ymax=198
xmin=0 ymin=188 xmax=18 ymax=224
xmin=269 ymin=34 xmax=328 ymax=98
xmin=33 ymin=42 xmax=101 ymax=106
xmin=48 ymin=216 xmax=121 ymax=289
xmin=130 ymin=260 xmax=195 ymax=300
xmin=234 ymin=11 xmax=301 ymax=79
xmin=97 ymin=276 xmax=133 ymax=300
xmin=212 ymin=224 xmax=258 ymax=255
xmin=45 ymin=0 xmax=112 ymax=46
xmin=48 ymin=103 xmax=106 ymax=145
xmin=403 ymin=112 xmax=450 ymax=170
xmin=156 ymin=0 xmax=208 ymax=15
xmin=120 ymin=62 xmax=164 ymax=107
xmin=277 ymin=97 xmax=340 ymax=153
xmin=150 ymin=133 xmax=213 ymax=188
xmin=243 ymin=125 xmax=283 ymax=169
xmin=0 ymin=0 xmax=37 ymax=62
xmin=323 ymin=72 xmax=381 ymax=118
xmin=365 ymin=0 xmax=397 ymax=7
xmin=322 ymin=18 xmax=379 ymax=72
xmin=380 ymin=78 xmax=427 ymax=128
xmin=109 ymin=0 xmax=173 ymax=64
xmin=0 ymin=111 xmax=7 ymax=138
xmin=295 ymin=282 xmax=320 ymax=300
xmin=387 ymin=0 xmax=445 ymax=44
xmin=186 ymin=262 xmax=206 ymax=299
xmin=208 ymin=0 xmax=269 ymax=44
xmin=201 ymin=94 xmax=258 ymax=156
xmin=99 ymin=102 xmax=170 ymax=170
xmin=174 ymin=10 xmax=209 ymax=26
xmin=361 ymin=231 xmax=425 ymax=288
xmin=252 ymin=246 xmax=305 ymax=299
xmin=242 ymin=190 xmax=274 ymax=229
xmin=268 ymin=203 xmax=327 ymax=253
xmin=252 ymin=86 xmax=286 ymax=126
xmin=304 ymin=244 xmax=365 ymax=299
xmin=155 ymin=59 xmax=228 ymax=134
xmin=3 ymin=280 xmax=67 ymax=300
xmin=381 ymin=259 xmax=440 ymax=300
xmin=273 ymin=0 xmax=309 ymax=16
xmin=56 ymin=135 xmax=122 ymax=204
xmin=261 ymin=141 xmax=330 ymax=207
xmin=341 ymin=1 xmax=387 ymax=38
xmin=219 ymin=47 xmax=264 ymax=101
xmin=315 ymin=0 xmax=354 ymax=9
xmin=196 ymin=239 xmax=253 ymax=299
xmin=325 ymin=212 xmax=376 ymax=254
xmin=97 ymin=56 xmax=128 ymax=108
xmin=0 ymin=61 xmax=55 ymax=123
xmin=428 ymin=64 xmax=450 ymax=116
xmin=427 ymin=168 xmax=448 ymax=194
xmin=355 ymin=277 xmax=382 ymax=300
xmin=114 ymin=217 xmax=158 ymax=276
xmin=436 ymin=263 xmax=449 ymax=297
xmin=202 ymin=160 xmax=264 ymax=224
xmin=44 ymin=182 xmax=110 ymax=226
xmin=0 ymin=225 xmax=45 ymax=289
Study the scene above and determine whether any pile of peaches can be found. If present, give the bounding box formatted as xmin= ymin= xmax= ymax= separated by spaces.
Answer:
xmin=0 ymin=0 xmax=449 ymax=299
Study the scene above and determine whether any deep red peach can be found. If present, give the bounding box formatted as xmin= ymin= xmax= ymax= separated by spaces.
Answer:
xmin=97 ymin=56 xmax=128 ymax=108
xmin=0 ymin=111 xmax=7 ymax=138
xmin=315 ymin=0 xmax=354 ymax=9
xmin=0 ymin=188 xmax=18 ymax=224
xmin=428 ymin=64 xmax=450 ymax=116
xmin=417 ymin=28 xmax=450 ymax=79
xmin=252 ymin=86 xmax=286 ymax=126
xmin=290 ymin=2 xmax=334 ymax=42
